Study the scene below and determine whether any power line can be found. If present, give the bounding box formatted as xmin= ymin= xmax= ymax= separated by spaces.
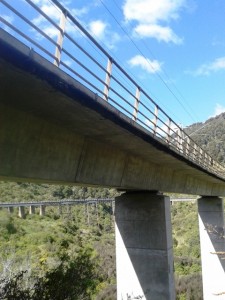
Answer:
xmin=98 ymin=0 xmax=200 ymax=124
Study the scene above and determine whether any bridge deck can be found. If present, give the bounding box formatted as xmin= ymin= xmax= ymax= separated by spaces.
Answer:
xmin=1 ymin=29 xmax=225 ymax=195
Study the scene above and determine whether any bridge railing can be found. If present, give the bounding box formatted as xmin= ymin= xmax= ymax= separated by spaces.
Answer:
xmin=0 ymin=0 xmax=225 ymax=178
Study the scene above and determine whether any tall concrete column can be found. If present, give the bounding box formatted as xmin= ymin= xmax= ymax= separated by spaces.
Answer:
xmin=39 ymin=205 xmax=46 ymax=216
xmin=198 ymin=196 xmax=225 ymax=299
xmin=8 ymin=206 xmax=14 ymax=213
xmin=29 ymin=206 xmax=35 ymax=214
xmin=58 ymin=204 xmax=62 ymax=216
xmin=18 ymin=206 xmax=25 ymax=218
xmin=115 ymin=191 xmax=175 ymax=300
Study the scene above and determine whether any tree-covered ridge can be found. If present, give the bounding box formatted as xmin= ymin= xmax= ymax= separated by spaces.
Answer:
xmin=185 ymin=112 xmax=225 ymax=164
xmin=0 ymin=182 xmax=119 ymax=203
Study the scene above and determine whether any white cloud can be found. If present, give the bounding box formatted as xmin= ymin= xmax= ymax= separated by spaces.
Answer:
xmin=128 ymin=55 xmax=162 ymax=74
xmin=87 ymin=20 xmax=120 ymax=50
xmin=63 ymin=59 xmax=73 ymax=67
xmin=2 ymin=14 xmax=14 ymax=24
xmin=31 ymin=2 xmax=61 ymax=39
xmin=31 ymin=1 xmax=89 ymax=39
xmin=71 ymin=7 xmax=89 ymax=18
xmin=89 ymin=20 xmax=107 ymax=40
xmin=211 ymin=103 xmax=225 ymax=117
xmin=193 ymin=57 xmax=225 ymax=76
xmin=123 ymin=0 xmax=186 ymax=44
xmin=134 ymin=24 xmax=182 ymax=44
xmin=0 ymin=14 xmax=14 ymax=33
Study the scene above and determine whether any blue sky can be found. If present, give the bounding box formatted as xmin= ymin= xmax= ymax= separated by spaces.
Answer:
xmin=1 ymin=0 xmax=225 ymax=127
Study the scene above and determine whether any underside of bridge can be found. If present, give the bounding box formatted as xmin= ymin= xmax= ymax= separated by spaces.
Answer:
xmin=1 ymin=29 xmax=225 ymax=196
xmin=2 ymin=21 xmax=225 ymax=300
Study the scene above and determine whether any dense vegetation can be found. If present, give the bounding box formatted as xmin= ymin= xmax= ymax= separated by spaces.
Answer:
xmin=0 ymin=184 xmax=118 ymax=299
xmin=1 ymin=112 xmax=225 ymax=299
xmin=0 ymin=182 xmax=201 ymax=299
xmin=185 ymin=112 xmax=225 ymax=164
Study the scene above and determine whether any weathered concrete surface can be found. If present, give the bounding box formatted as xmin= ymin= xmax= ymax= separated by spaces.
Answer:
xmin=1 ymin=29 xmax=225 ymax=195
xmin=115 ymin=192 xmax=175 ymax=300
xmin=198 ymin=197 xmax=225 ymax=299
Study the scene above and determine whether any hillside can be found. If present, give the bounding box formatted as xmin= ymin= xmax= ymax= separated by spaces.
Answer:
xmin=185 ymin=112 xmax=225 ymax=164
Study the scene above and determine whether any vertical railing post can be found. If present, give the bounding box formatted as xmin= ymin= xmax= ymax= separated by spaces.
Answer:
xmin=193 ymin=143 xmax=197 ymax=161
xmin=166 ymin=118 xmax=171 ymax=144
xmin=133 ymin=86 xmax=140 ymax=121
xmin=179 ymin=128 xmax=184 ymax=153
xmin=199 ymin=148 xmax=203 ymax=165
xmin=186 ymin=136 xmax=190 ymax=157
xmin=175 ymin=128 xmax=179 ymax=150
xmin=54 ymin=10 xmax=67 ymax=67
xmin=204 ymin=153 xmax=207 ymax=168
xmin=103 ymin=57 xmax=113 ymax=101
xmin=153 ymin=105 xmax=158 ymax=136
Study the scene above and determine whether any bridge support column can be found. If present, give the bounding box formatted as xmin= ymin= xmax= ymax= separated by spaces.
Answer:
xmin=58 ymin=205 xmax=62 ymax=216
xmin=39 ymin=205 xmax=45 ymax=216
xmin=198 ymin=196 xmax=225 ymax=299
xmin=18 ymin=206 xmax=25 ymax=218
xmin=115 ymin=191 xmax=175 ymax=300
xmin=29 ymin=206 xmax=35 ymax=214
xmin=8 ymin=206 xmax=14 ymax=213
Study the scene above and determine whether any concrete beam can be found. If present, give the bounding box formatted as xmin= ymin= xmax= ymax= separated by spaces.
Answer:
xmin=198 ymin=196 xmax=225 ymax=299
xmin=115 ymin=192 xmax=175 ymax=299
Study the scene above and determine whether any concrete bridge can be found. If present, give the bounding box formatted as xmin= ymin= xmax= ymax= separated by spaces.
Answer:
xmin=0 ymin=198 xmax=115 ymax=218
xmin=0 ymin=197 xmax=194 ymax=218
xmin=0 ymin=0 xmax=225 ymax=298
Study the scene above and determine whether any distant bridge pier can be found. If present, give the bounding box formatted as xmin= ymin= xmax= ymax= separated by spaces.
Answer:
xmin=115 ymin=191 xmax=175 ymax=300
xmin=39 ymin=205 xmax=46 ymax=216
xmin=198 ymin=196 xmax=225 ymax=299
xmin=18 ymin=206 xmax=25 ymax=218
xmin=29 ymin=206 xmax=35 ymax=214
xmin=8 ymin=206 xmax=14 ymax=213
xmin=58 ymin=204 xmax=62 ymax=216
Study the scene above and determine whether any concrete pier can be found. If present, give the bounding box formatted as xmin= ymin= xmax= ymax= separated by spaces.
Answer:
xmin=115 ymin=191 xmax=175 ymax=300
xmin=8 ymin=206 xmax=14 ymax=213
xmin=39 ymin=205 xmax=45 ymax=216
xmin=198 ymin=196 xmax=225 ymax=299
xmin=18 ymin=206 xmax=25 ymax=218
xmin=29 ymin=206 xmax=35 ymax=214
xmin=58 ymin=205 xmax=62 ymax=215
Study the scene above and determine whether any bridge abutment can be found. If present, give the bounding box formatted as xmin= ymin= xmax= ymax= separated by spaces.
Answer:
xmin=115 ymin=191 xmax=175 ymax=300
xmin=198 ymin=196 xmax=225 ymax=299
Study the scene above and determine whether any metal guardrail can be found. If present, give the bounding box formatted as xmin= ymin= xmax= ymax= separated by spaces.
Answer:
xmin=0 ymin=0 xmax=225 ymax=178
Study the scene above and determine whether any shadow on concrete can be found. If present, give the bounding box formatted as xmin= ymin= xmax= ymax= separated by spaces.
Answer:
xmin=115 ymin=192 xmax=175 ymax=300
xmin=198 ymin=197 xmax=225 ymax=270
